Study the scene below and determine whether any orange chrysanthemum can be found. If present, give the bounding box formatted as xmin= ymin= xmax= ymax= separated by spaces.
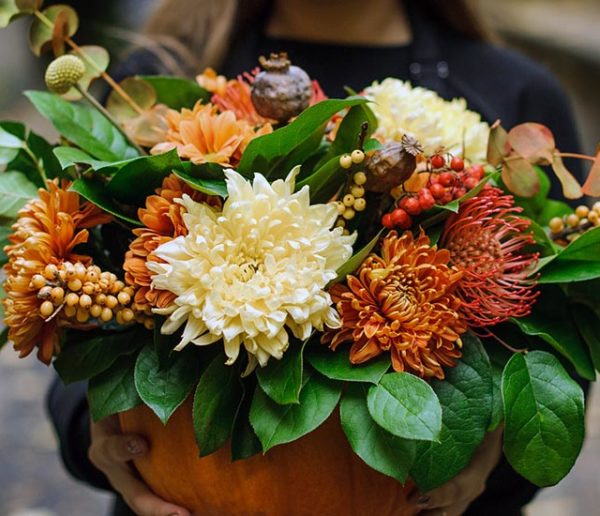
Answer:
xmin=2 ymin=180 xmax=112 ymax=363
xmin=324 ymin=230 xmax=467 ymax=379
xmin=123 ymin=174 xmax=221 ymax=311
xmin=150 ymin=102 xmax=272 ymax=166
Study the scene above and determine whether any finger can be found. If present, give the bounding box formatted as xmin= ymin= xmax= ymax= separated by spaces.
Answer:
xmin=419 ymin=498 xmax=472 ymax=516
xmin=109 ymin=466 xmax=191 ymax=516
xmin=89 ymin=434 xmax=148 ymax=467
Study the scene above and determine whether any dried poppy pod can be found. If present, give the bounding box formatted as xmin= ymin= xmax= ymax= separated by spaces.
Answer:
xmin=250 ymin=52 xmax=312 ymax=123
xmin=365 ymin=135 xmax=422 ymax=193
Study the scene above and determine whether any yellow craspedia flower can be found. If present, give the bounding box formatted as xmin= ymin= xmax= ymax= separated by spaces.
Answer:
xmin=364 ymin=78 xmax=490 ymax=162
xmin=148 ymin=168 xmax=356 ymax=373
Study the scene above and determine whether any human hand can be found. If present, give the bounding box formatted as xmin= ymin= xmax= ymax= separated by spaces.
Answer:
xmin=88 ymin=415 xmax=191 ymax=516
xmin=410 ymin=427 xmax=504 ymax=516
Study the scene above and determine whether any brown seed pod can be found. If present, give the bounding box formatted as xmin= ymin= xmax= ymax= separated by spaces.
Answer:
xmin=250 ymin=52 xmax=312 ymax=123
xmin=365 ymin=136 xmax=422 ymax=193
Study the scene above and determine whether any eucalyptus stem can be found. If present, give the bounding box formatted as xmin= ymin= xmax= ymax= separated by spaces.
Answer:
xmin=33 ymin=10 xmax=145 ymax=116
xmin=75 ymin=85 xmax=146 ymax=156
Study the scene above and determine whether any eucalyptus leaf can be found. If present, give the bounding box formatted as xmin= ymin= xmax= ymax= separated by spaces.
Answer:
xmin=88 ymin=353 xmax=142 ymax=422
xmin=135 ymin=344 xmax=200 ymax=425
xmin=250 ymin=371 xmax=342 ymax=452
xmin=25 ymin=91 xmax=138 ymax=161
xmin=502 ymin=351 xmax=585 ymax=486
xmin=0 ymin=1 xmax=20 ymax=29
xmin=340 ymin=383 xmax=415 ymax=483
xmin=410 ymin=333 xmax=493 ymax=490
xmin=29 ymin=4 xmax=78 ymax=56
xmin=193 ymin=354 xmax=243 ymax=456
xmin=367 ymin=372 xmax=442 ymax=442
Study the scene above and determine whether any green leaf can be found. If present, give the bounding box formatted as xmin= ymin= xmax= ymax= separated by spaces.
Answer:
xmin=331 ymin=230 xmax=381 ymax=284
xmin=256 ymin=340 xmax=305 ymax=405
xmin=0 ymin=171 xmax=38 ymax=218
xmin=250 ymin=371 xmax=342 ymax=452
xmin=307 ymin=346 xmax=389 ymax=384
xmin=489 ymin=365 xmax=504 ymax=431
xmin=53 ymin=146 xmax=109 ymax=170
xmin=106 ymin=150 xmax=181 ymax=205
xmin=556 ymin=226 xmax=600 ymax=262
xmin=70 ymin=177 xmax=141 ymax=226
xmin=193 ymin=354 xmax=243 ymax=456
xmin=53 ymin=329 xmax=144 ymax=384
xmin=572 ymin=304 xmax=600 ymax=374
xmin=0 ymin=225 xmax=11 ymax=266
xmin=29 ymin=4 xmax=79 ymax=56
xmin=88 ymin=353 xmax=142 ymax=422
xmin=367 ymin=372 xmax=442 ymax=442
xmin=25 ymin=91 xmax=138 ymax=161
xmin=502 ymin=351 xmax=585 ymax=486
xmin=410 ymin=333 xmax=493 ymax=490
xmin=27 ymin=131 xmax=62 ymax=179
xmin=135 ymin=344 xmax=200 ymax=425
xmin=296 ymin=155 xmax=346 ymax=204
xmin=340 ymin=383 xmax=415 ymax=483
xmin=140 ymin=75 xmax=211 ymax=110
xmin=511 ymin=285 xmax=595 ymax=380
xmin=238 ymin=97 xmax=369 ymax=180
xmin=330 ymin=103 xmax=377 ymax=155
xmin=539 ymin=260 xmax=600 ymax=284
xmin=173 ymin=164 xmax=228 ymax=198
xmin=0 ymin=125 xmax=24 ymax=149
xmin=230 ymin=380 xmax=262 ymax=461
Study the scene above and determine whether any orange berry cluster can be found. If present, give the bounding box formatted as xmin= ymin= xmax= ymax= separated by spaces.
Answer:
xmin=334 ymin=149 xmax=367 ymax=233
xmin=549 ymin=202 xmax=600 ymax=245
xmin=382 ymin=155 xmax=485 ymax=230
xmin=31 ymin=262 xmax=154 ymax=329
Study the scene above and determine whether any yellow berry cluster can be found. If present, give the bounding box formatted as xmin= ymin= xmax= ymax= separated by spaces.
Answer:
xmin=334 ymin=149 xmax=367 ymax=232
xmin=549 ymin=203 xmax=600 ymax=244
xmin=32 ymin=261 xmax=154 ymax=330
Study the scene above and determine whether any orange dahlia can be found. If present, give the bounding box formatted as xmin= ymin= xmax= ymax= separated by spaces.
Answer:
xmin=325 ymin=230 xmax=467 ymax=379
xmin=150 ymin=102 xmax=272 ymax=166
xmin=123 ymin=174 xmax=221 ymax=311
xmin=2 ymin=180 xmax=111 ymax=363
xmin=440 ymin=187 xmax=539 ymax=328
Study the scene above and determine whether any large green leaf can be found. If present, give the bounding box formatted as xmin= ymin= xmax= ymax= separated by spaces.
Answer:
xmin=250 ymin=371 xmax=342 ymax=452
xmin=53 ymin=146 xmax=110 ymax=170
xmin=340 ymin=383 xmax=415 ymax=483
xmin=410 ymin=333 xmax=493 ymax=490
xmin=53 ymin=329 xmax=144 ymax=384
xmin=135 ymin=344 xmax=200 ymax=424
xmin=27 ymin=130 xmax=62 ymax=179
xmin=296 ymin=154 xmax=347 ymax=204
xmin=572 ymin=304 xmax=600 ymax=374
xmin=367 ymin=372 xmax=442 ymax=442
xmin=0 ymin=226 xmax=11 ymax=266
xmin=0 ymin=171 xmax=38 ymax=217
xmin=502 ymin=351 xmax=585 ymax=486
xmin=172 ymin=162 xmax=228 ymax=198
xmin=106 ymin=150 xmax=181 ymax=205
xmin=88 ymin=353 xmax=142 ymax=422
xmin=307 ymin=346 xmax=389 ymax=384
xmin=256 ymin=340 xmax=306 ymax=405
xmin=70 ymin=177 xmax=141 ymax=225
xmin=488 ymin=364 xmax=504 ymax=431
xmin=328 ymin=103 xmax=377 ymax=156
xmin=230 ymin=380 xmax=262 ymax=461
xmin=193 ymin=354 xmax=243 ymax=456
xmin=140 ymin=76 xmax=210 ymax=110
xmin=237 ymin=97 xmax=368 ymax=179
xmin=25 ymin=91 xmax=138 ymax=161
xmin=511 ymin=285 xmax=594 ymax=380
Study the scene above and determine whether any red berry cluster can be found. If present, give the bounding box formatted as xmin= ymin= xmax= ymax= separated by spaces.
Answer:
xmin=381 ymin=155 xmax=485 ymax=230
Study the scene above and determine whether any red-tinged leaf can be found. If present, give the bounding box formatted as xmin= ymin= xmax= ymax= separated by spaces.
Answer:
xmin=487 ymin=120 xmax=510 ymax=167
xmin=507 ymin=123 xmax=555 ymax=165
xmin=107 ymin=77 xmax=156 ymax=122
xmin=51 ymin=8 xmax=70 ymax=56
xmin=552 ymin=153 xmax=583 ymax=199
xmin=29 ymin=4 xmax=78 ymax=56
xmin=502 ymin=156 xmax=540 ymax=198
xmin=62 ymin=45 xmax=110 ymax=100
xmin=582 ymin=151 xmax=600 ymax=197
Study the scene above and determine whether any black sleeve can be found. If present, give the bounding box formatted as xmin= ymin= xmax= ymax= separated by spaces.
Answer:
xmin=45 ymin=377 xmax=112 ymax=491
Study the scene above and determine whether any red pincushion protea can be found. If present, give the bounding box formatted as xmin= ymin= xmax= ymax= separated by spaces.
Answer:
xmin=440 ymin=187 xmax=539 ymax=328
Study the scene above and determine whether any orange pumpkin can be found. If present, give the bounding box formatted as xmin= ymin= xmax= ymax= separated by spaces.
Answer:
xmin=120 ymin=398 xmax=418 ymax=515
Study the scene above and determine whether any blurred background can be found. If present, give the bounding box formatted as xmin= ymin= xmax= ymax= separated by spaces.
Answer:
xmin=1 ymin=0 xmax=599 ymax=514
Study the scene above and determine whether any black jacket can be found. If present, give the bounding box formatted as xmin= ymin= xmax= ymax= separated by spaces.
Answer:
xmin=47 ymin=5 xmax=583 ymax=515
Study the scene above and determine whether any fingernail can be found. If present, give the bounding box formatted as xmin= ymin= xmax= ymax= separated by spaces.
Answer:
xmin=417 ymin=494 xmax=431 ymax=506
xmin=127 ymin=438 xmax=143 ymax=454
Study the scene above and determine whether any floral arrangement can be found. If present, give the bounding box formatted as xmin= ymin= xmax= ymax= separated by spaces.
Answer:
xmin=3 ymin=1 xmax=600 ymax=498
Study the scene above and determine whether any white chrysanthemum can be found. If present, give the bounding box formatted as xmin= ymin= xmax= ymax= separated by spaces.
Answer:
xmin=364 ymin=78 xmax=490 ymax=162
xmin=148 ymin=167 xmax=356 ymax=372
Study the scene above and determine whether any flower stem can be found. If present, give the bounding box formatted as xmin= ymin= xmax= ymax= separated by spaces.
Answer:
xmin=23 ymin=145 xmax=48 ymax=184
xmin=33 ymin=10 xmax=145 ymax=116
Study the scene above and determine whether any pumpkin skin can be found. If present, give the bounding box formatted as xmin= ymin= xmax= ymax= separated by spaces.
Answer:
xmin=119 ymin=398 xmax=418 ymax=516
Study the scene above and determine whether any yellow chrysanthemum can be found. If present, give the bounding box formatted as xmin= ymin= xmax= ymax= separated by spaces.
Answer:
xmin=148 ymin=168 xmax=356 ymax=372
xmin=364 ymin=78 xmax=490 ymax=162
